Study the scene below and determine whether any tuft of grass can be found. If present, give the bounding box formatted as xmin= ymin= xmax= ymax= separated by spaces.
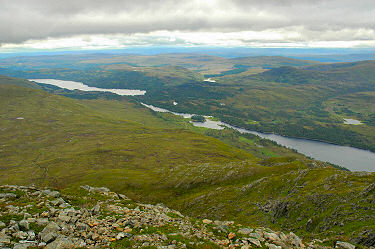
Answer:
xmin=0 ymin=214 xmax=24 ymax=225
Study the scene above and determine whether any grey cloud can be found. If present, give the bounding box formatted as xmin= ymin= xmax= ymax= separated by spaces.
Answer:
xmin=1 ymin=0 xmax=375 ymax=45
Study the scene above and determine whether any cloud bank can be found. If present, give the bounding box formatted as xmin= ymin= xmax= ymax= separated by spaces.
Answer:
xmin=1 ymin=0 xmax=375 ymax=49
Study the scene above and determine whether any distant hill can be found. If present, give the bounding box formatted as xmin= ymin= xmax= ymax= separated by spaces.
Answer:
xmin=303 ymin=60 xmax=375 ymax=71
xmin=255 ymin=60 xmax=375 ymax=90
xmin=0 ymin=53 xmax=319 ymax=75
xmin=230 ymin=56 xmax=318 ymax=68
xmin=291 ymin=53 xmax=375 ymax=63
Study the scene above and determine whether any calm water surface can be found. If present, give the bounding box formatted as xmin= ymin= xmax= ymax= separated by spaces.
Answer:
xmin=30 ymin=79 xmax=146 ymax=96
xmin=227 ymin=125 xmax=375 ymax=172
xmin=344 ymin=118 xmax=362 ymax=125
xmin=143 ymin=103 xmax=375 ymax=172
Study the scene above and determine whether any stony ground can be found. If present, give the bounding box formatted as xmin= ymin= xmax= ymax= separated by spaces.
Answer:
xmin=0 ymin=185 xmax=358 ymax=249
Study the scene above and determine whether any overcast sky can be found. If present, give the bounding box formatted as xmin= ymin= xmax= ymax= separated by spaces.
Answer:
xmin=1 ymin=0 xmax=375 ymax=51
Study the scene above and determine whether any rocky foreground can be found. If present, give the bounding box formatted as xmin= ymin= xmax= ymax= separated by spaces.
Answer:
xmin=0 ymin=185 xmax=358 ymax=249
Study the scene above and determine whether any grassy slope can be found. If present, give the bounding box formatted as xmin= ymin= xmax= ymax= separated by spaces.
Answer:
xmin=0 ymin=82 xmax=374 ymax=246
xmin=0 ymin=74 xmax=40 ymax=88
xmin=0 ymin=84 xmax=254 ymax=187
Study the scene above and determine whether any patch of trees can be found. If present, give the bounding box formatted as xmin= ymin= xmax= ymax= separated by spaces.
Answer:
xmin=191 ymin=115 xmax=205 ymax=122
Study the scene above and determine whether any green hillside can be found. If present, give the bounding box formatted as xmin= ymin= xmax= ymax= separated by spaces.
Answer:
xmin=0 ymin=79 xmax=374 ymax=247
xmin=0 ymin=84 xmax=253 ymax=189
xmin=138 ymin=60 xmax=375 ymax=152
xmin=258 ymin=61 xmax=375 ymax=89
xmin=0 ymin=74 xmax=40 ymax=88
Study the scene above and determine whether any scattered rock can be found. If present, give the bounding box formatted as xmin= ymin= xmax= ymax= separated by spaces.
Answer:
xmin=0 ymin=234 xmax=11 ymax=244
xmin=58 ymin=213 xmax=71 ymax=223
xmin=19 ymin=220 xmax=29 ymax=230
xmin=51 ymin=198 xmax=65 ymax=206
xmin=116 ymin=232 xmax=128 ymax=240
xmin=76 ymin=222 xmax=88 ymax=231
xmin=39 ymin=222 xmax=60 ymax=243
xmin=0 ymin=193 xmax=17 ymax=199
xmin=247 ymin=237 xmax=262 ymax=247
xmin=27 ymin=231 xmax=36 ymax=240
xmin=264 ymin=232 xmax=280 ymax=242
xmin=202 ymin=219 xmax=212 ymax=224
xmin=45 ymin=236 xmax=74 ymax=249
xmin=288 ymin=232 xmax=304 ymax=248
xmin=42 ymin=189 xmax=60 ymax=198
xmin=228 ymin=232 xmax=236 ymax=240
xmin=36 ymin=218 xmax=49 ymax=226
xmin=266 ymin=242 xmax=282 ymax=249
xmin=91 ymin=204 xmax=100 ymax=214
xmin=14 ymin=231 xmax=28 ymax=239
xmin=13 ymin=243 xmax=29 ymax=249
xmin=238 ymin=228 xmax=253 ymax=235
xmin=81 ymin=185 xmax=110 ymax=194
xmin=41 ymin=231 xmax=59 ymax=243
xmin=336 ymin=241 xmax=356 ymax=249
xmin=248 ymin=232 xmax=264 ymax=242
